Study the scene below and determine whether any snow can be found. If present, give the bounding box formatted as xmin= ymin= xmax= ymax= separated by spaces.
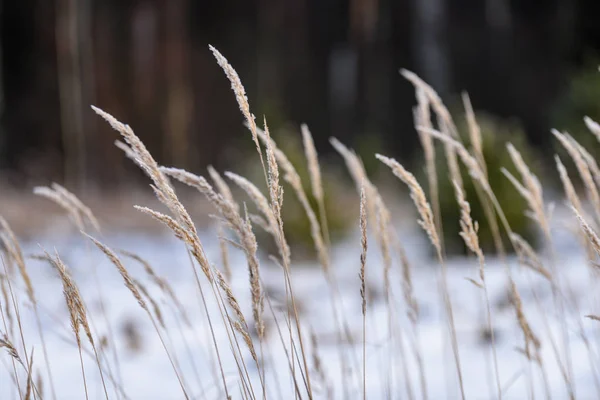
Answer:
xmin=1 ymin=216 xmax=599 ymax=399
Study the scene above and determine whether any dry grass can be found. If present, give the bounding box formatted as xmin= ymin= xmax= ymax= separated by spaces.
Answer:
xmin=2 ymin=47 xmax=600 ymax=400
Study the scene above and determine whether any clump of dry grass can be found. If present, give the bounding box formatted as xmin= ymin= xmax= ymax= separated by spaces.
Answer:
xmin=40 ymin=250 xmax=108 ymax=399
xmin=1 ymin=217 xmax=58 ymax=400
xmin=4 ymin=46 xmax=600 ymax=400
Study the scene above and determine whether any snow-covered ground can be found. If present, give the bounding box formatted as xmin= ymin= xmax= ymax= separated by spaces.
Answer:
xmin=1 ymin=212 xmax=599 ymax=399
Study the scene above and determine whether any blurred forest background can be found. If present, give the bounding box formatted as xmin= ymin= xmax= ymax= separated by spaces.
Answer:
xmin=0 ymin=0 xmax=599 ymax=191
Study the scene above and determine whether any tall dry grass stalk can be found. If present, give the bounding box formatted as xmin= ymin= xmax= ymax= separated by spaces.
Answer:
xmin=461 ymin=92 xmax=507 ymax=259
xmin=556 ymin=156 xmax=597 ymax=262
xmin=402 ymin=69 xmax=464 ymax=212
xmin=41 ymin=250 xmax=109 ymax=399
xmin=263 ymin=119 xmax=313 ymax=397
xmin=553 ymin=129 xmax=600 ymax=224
xmin=331 ymin=137 xmax=424 ymax=397
xmin=573 ymin=207 xmax=600 ymax=257
xmin=209 ymin=45 xmax=267 ymax=185
xmin=462 ymin=93 xmax=487 ymax=177
xmin=359 ymin=185 xmax=367 ymax=400
xmin=413 ymin=88 xmax=442 ymax=251
xmin=377 ymin=153 xmax=465 ymax=399
xmin=585 ymin=116 xmax=600 ymax=142
xmin=502 ymin=144 xmax=550 ymax=240
xmin=85 ymin=234 xmax=190 ymax=399
xmin=301 ymin=124 xmax=331 ymax=247
xmin=453 ymin=180 xmax=501 ymax=399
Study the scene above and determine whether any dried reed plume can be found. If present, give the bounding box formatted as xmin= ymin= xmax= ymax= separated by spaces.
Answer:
xmin=403 ymin=68 xmax=464 ymax=198
xmin=302 ymin=124 xmax=331 ymax=246
xmin=585 ymin=116 xmax=600 ymax=142
xmin=453 ymin=182 xmax=483 ymax=270
xmin=510 ymin=279 xmax=541 ymax=362
xmin=376 ymin=154 xmax=440 ymax=255
xmin=414 ymin=88 xmax=441 ymax=245
xmin=417 ymin=127 xmax=489 ymax=192
xmin=556 ymin=156 xmax=595 ymax=261
xmin=86 ymin=235 xmax=146 ymax=309
xmin=553 ymin=129 xmax=600 ymax=223
xmin=0 ymin=274 xmax=13 ymax=335
xmin=359 ymin=186 xmax=368 ymax=316
xmin=42 ymin=250 xmax=100 ymax=399
xmin=209 ymin=45 xmax=267 ymax=182
xmin=503 ymin=143 xmax=550 ymax=238
xmin=571 ymin=139 xmax=600 ymax=191
xmin=42 ymin=252 xmax=97 ymax=353
xmin=573 ymin=207 xmax=600 ymax=258
xmin=453 ymin=180 xmax=501 ymax=398
xmin=0 ymin=333 xmax=24 ymax=367
xmin=359 ymin=185 xmax=367 ymax=400
xmin=462 ymin=93 xmax=487 ymax=176
xmin=50 ymin=183 xmax=101 ymax=232
xmin=556 ymin=156 xmax=585 ymax=219
xmin=401 ymin=69 xmax=459 ymax=138
xmin=33 ymin=183 xmax=100 ymax=233
xmin=332 ymin=138 xmax=415 ymax=315
xmin=33 ymin=186 xmax=85 ymax=230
